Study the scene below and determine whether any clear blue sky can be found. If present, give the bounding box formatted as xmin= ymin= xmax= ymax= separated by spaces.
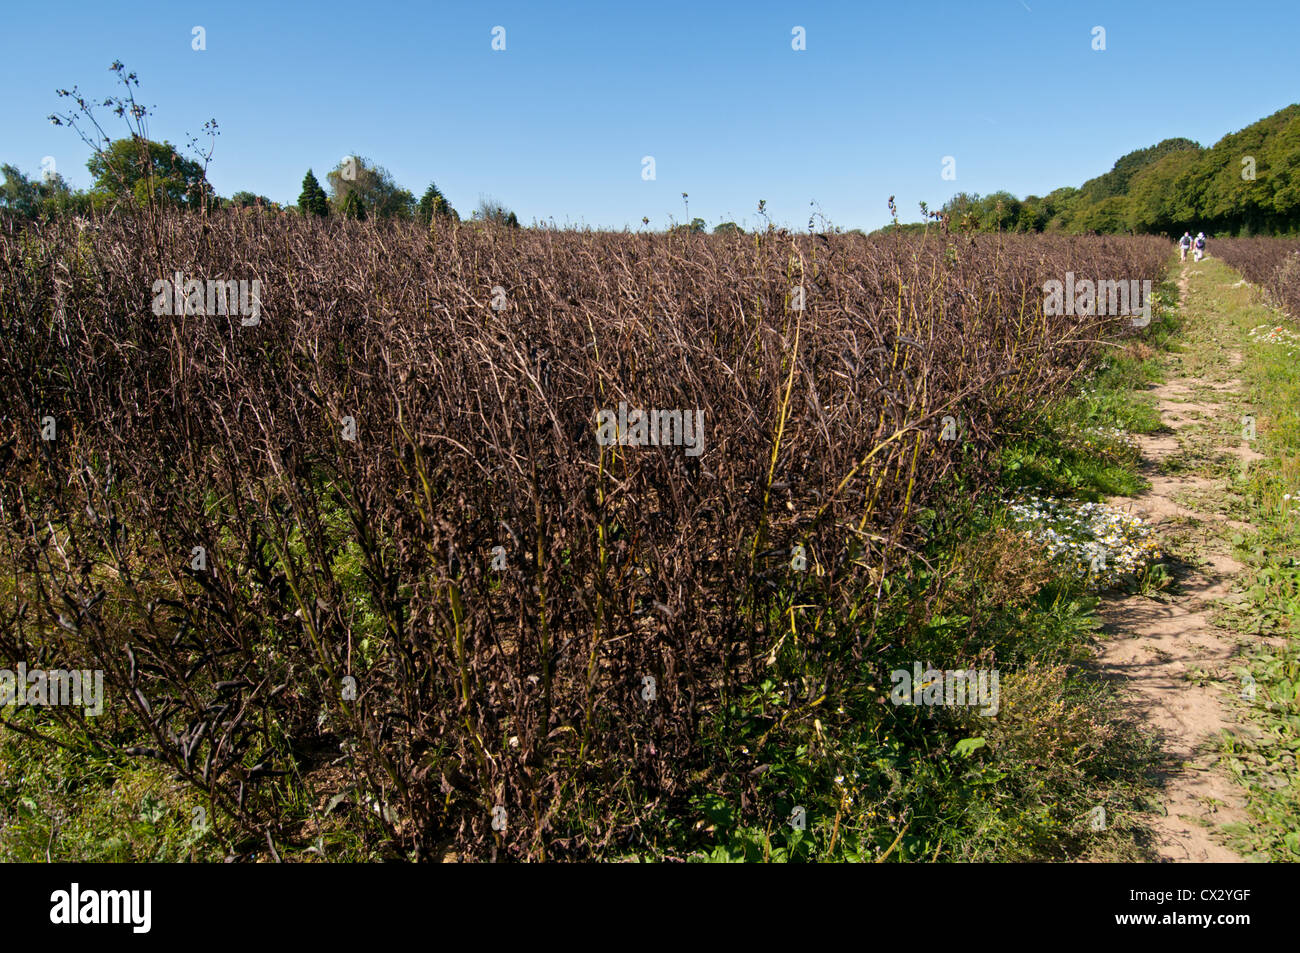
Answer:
xmin=3 ymin=0 xmax=1296 ymax=231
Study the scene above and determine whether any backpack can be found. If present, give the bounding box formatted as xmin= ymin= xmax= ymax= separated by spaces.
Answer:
xmin=1195 ymin=236 xmax=1205 ymax=248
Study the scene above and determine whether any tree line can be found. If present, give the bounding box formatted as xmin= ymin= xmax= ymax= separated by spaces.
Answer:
xmin=1 ymin=141 xmax=520 ymax=227
xmin=10 ymin=77 xmax=1293 ymax=239
xmin=894 ymin=104 xmax=1300 ymax=238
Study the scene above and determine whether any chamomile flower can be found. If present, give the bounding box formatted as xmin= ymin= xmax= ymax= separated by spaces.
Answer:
xmin=1003 ymin=494 xmax=1161 ymax=589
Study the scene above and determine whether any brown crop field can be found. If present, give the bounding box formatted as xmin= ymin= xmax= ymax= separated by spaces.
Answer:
xmin=1211 ymin=236 xmax=1300 ymax=321
xmin=0 ymin=212 xmax=1170 ymax=859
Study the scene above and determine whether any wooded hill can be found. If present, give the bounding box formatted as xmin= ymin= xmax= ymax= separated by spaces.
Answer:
xmin=933 ymin=104 xmax=1300 ymax=237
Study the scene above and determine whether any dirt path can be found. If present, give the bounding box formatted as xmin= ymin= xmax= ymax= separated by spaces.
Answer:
xmin=1095 ymin=263 xmax=1259 ymax=862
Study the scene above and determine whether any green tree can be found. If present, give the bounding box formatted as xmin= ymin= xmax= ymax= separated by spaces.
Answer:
xmin=1194 ymin=105 xmax=1300 ymax=233
xmin=229 ymin=191 xmax=274 ymax=209
xmin=1077 ymin=138 xmax=1202 ymax=205
xmin=417 ymin=182 xmax=457 ymax=224
xmin=326 ymin=156 xmax=413 ymax=219
xmin=714 ymin=221 xmax=744 ymax=234
xmin=0 ymin=164 xmax=89 ymax=218
xmin=298 ymin=170 xmax=330 ymax=217
xmin=941 ymin=191 xmax=987 ymax=231
xmin=86 ymin=137 xmax=208 ymax=210
xmin=1 ymin=164 xmax=48 ymax=217
xmin=1039 ymin=187 xmax=1080 ymax=231
xmin=979 ymin=191 xmax=1022 ymax=231
xmin=1014 ymin=196 xmax=1047 ymax=232
xmin=340 ymin=189 xmax=367 ymax=220
xmin=1126 ymin=149 xmax=1203 ymax=235
xmin=474 ymin=196 xmax=519 ymax=226
xmin=1071 ymin=194 xmax=1131 ymax=233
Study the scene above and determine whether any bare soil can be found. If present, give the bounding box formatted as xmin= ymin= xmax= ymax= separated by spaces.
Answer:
xmin=1093 ymin=265 xmax=1259 ymax=862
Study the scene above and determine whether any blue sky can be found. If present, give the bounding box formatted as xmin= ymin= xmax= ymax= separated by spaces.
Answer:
xmin=3 ymin=0 xmax=1296 ymax=231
